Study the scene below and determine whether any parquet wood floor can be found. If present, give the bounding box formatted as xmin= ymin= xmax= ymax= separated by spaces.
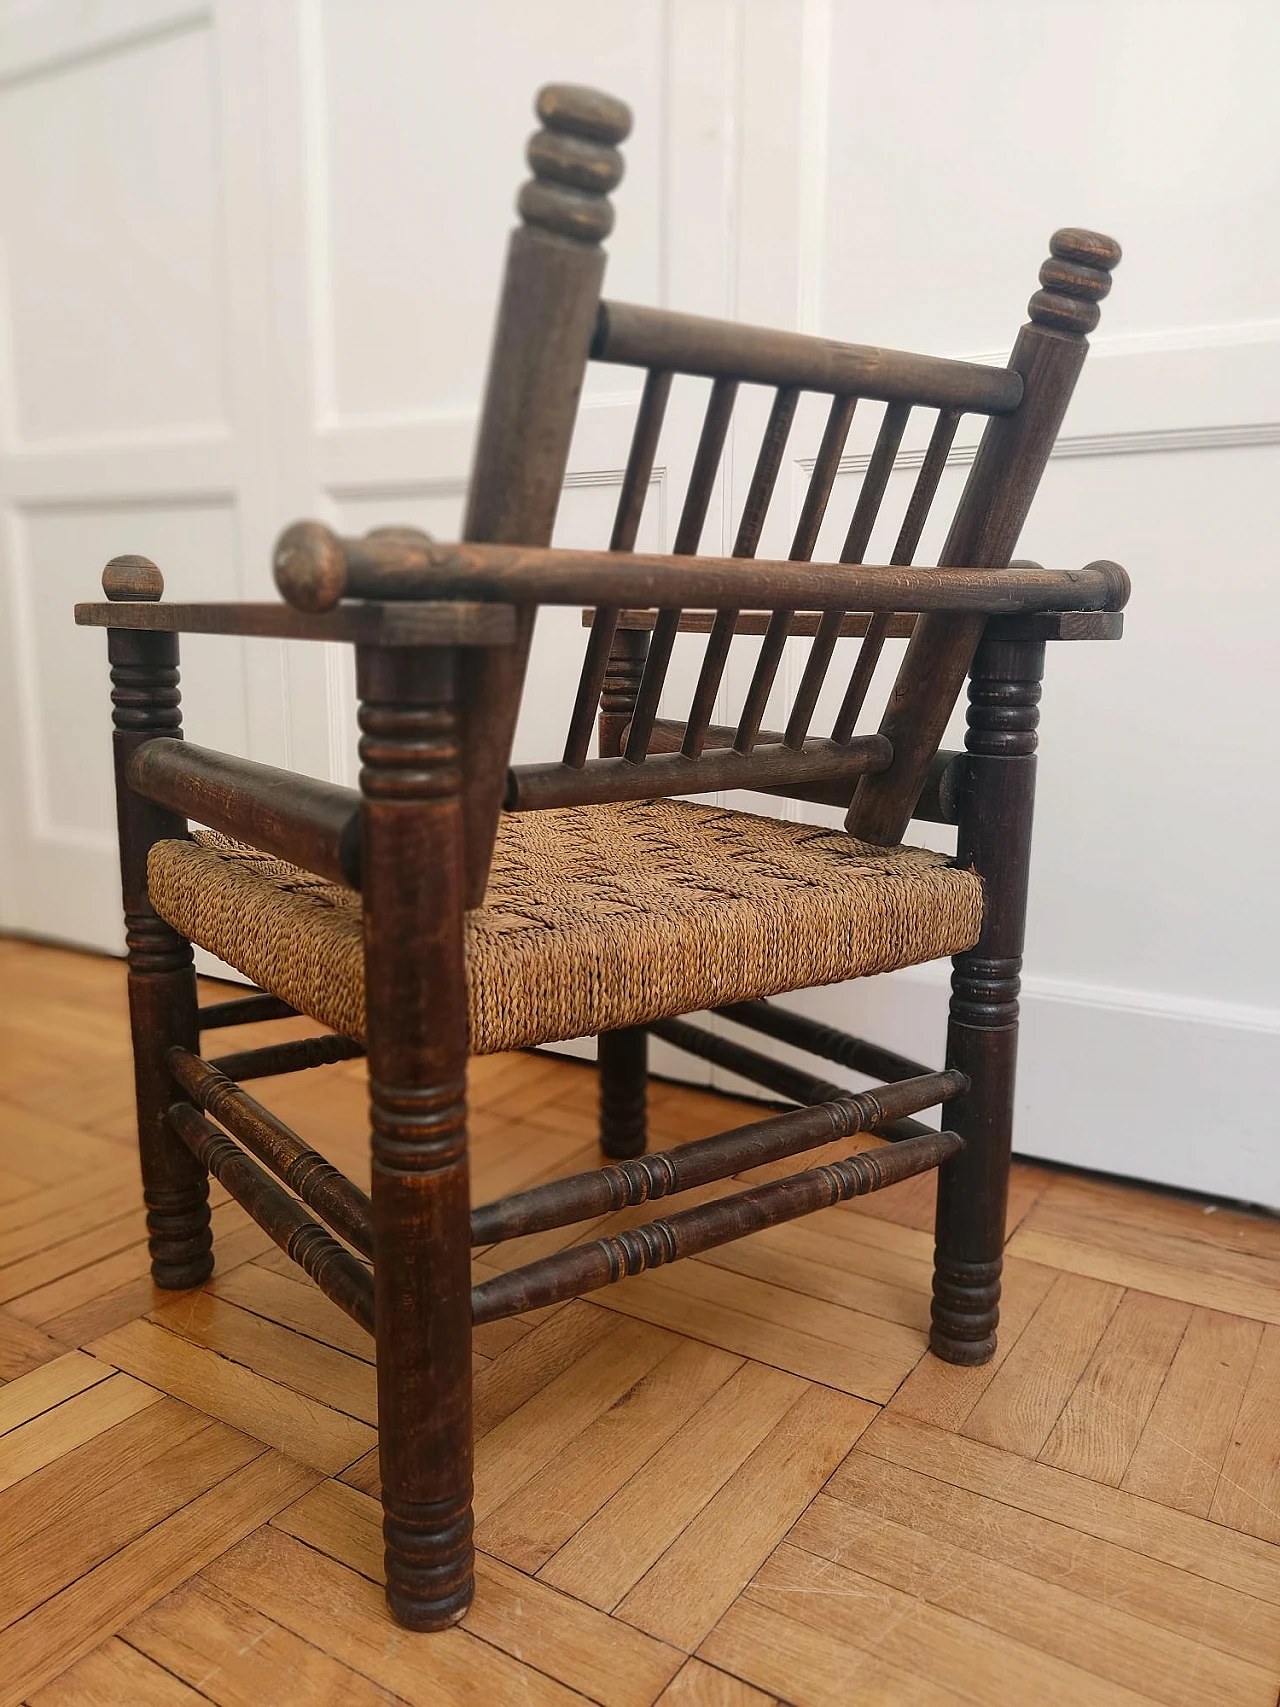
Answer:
xmin=2 ymin=937 xmax=1278 ymax=1705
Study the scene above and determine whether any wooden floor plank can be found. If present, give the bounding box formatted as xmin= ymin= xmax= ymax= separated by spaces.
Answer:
xmin=126 ymin=1575 xmax=408 ymax=1706
xmin=0 ymin=1209 xmax=147 ymax=1307
xmin=592 ymin=1258 xmax=924 ymax=1401
xmin=1037 ymin=1288 xmax=1191 ymax=1483
xmin=887 ymin=1254 xmax=1057 ymax=1431
xmin=0 ymin=1368 xmax=159 ymax=1495
xmin=87 ymin=1318 xmax=374 ymax=1474
xmin=862 ymin=1412 xmax=1280 ymax=1607
xmin=0 ymin=1399 xmax=253 ymax=1632
xmin=700 ymin=1595 xmax=972 ymax=1707
xmin=274 ymin=1477 xmax=682 ymax=1707
xmin=0 ymin=1160 xmax=137 ymax=1242
xmin=4 ymin=945 xmax=1279 ymax=1705
xmin=1008 ymin=1207 xmax=1280 ymax=1325
xmin=962 ymin=1270 xmax=1123 ymax=1456
xmin=474 ymin=1300 xmax=617 ymax=1438
xmin=474 ymin=1315 xmax=677 ymax=1522
xmin=478 ymin=1338 xmax=742 ymax=1572
xmin=28 ymin=1635 xmax=210 ymax=1705
xmin=1210 ymin=1321 xmax=1280 ymax=1543
xmin=828 ymin=1448 xmax=1280 ymax=1675
xmin=6 ymin=1198 xmax=273 ymax=1334
xmin=202 ymin=1525 xmax=592 ymax=1706
xmin=615 ymin=1383 xmax=874 ymax=1651
xmin=210 ymin=1261 xmax=375 ymax=1363
xmin=1122 ymin=1307 xmax=1264 ymax=1517
xmin=0 ymin=1449 xmax=316 ymax=1707
xmin=695 ymin=1224 xmax=931 ymax=1331
xmin=0 ymin=1309 xmax=68 ymax=1383
xmin=539 ymin=1361 xmax=806 ymax=1611
xmin=1030 ymin=1175 xmax=1280 ymax=1264
xmin=748 ymin=1541 xmax=1158 ymax=1707
xmin=0 ymin=1348 xmax=110 ymax=1437
xmin=151 ymin=1290 xmax=377 ymax=1425
xmin=791 ymin=1490 xmax=1275 ymax=1707
xmin=655 ymin=1657 xmax=780 ymax=1706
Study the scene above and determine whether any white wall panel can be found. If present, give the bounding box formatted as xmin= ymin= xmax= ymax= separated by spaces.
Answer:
xmin=0 ymin=0 xmax=1275 ymax=1197
xmin=0 ymin=16 xmax=224 ymax=441
xmin=314 ymin=0 xmax=665 ymax=422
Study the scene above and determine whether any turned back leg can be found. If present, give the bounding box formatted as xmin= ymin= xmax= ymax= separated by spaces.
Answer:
xmin=930 ymin=636 xmax=1043 ymax=1364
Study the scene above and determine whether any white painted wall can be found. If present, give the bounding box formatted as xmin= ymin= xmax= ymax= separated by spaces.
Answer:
xmin=0 ymin=0 xmax=1275 ymax=1201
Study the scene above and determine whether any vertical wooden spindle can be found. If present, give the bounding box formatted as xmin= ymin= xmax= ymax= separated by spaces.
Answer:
xmin=831 ymin=407 xmax=961 ymax=743
xmin=848 ymin=229 xmax=1121 ymax=844
xmin=735 ymin=393 xmax=858 ymax=754
xmin=624 ymin=376 xmax=738 ymax=761
xmin=930 ymin=635 xmax=1043 ymax=1364
xmin=104 ymin=556 xmax=212 ymax=1290
xmin=565 ymin=367 xmax=672 ymax=767
xmin=683 ymin=383 xmax=800 ymax=757
xmin=358 ymin=643 xmax=473 ymax=1630
xmin=784 ymin=400 xmax=911 ymax=748
xmin=459 ymin=84 xmax=632 ymax=903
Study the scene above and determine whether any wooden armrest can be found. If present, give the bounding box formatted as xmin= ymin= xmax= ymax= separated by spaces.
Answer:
xmin=75 ymin=599 xmax=516 ymax=647
xmin=127 ymin=739 xmax=361 ymax=887
xmin=272 ymin=521 xmax=1130 ymax=619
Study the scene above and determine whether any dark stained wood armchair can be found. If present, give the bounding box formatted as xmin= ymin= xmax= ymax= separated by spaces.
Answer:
xmin=76 ymin=84 xmax=1126 ymax=1632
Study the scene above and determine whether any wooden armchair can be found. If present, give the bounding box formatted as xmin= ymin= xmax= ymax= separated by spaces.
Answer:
xmin=76 ymin=84 xmax=1126 ymax=1632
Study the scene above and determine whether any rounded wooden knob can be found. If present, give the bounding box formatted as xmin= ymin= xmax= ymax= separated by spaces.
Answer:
xmin=1028 ymin=227 xmax=1122 ymax=334
xmin=273 ymin=520 xmax=348 ymax=613
xmin=102 ymin=555 xmax=163 ymax=601
xmin=1081 ymin=559 xmax=1131 ymax=610
xmin=519 ymin=84 xmax=631 ymax=244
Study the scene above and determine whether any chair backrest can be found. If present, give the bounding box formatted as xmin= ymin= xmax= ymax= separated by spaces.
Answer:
xmin=460 ymin=83 xmax=1119 ymax=901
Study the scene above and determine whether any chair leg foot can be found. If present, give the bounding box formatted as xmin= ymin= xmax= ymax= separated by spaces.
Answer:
xmin=146 ymin=1180 xmax=214 ymax=1289
xmin=127 ymin=932 xmax=213 ymax=1292
xmin=383 ymin=1493 xmax=475 ymax=1631
xmin=929 ymin=1252 xmax=1001 ymax=1364
xmin=599 ymin=1026 xmax=647 ymax=1159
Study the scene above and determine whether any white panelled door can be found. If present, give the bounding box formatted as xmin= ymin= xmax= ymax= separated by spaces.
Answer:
xmin=1 ymin=1 xmax=1276 ymax=1200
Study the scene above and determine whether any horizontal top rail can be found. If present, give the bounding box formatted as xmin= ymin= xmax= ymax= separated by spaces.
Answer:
xmin=592 ymin=300 xmax=1025 ymax=416
xmin=273 ymin=524 xmax=1130 ymax=618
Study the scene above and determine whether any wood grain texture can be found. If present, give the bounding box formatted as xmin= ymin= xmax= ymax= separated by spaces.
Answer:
xmin=7 ymin=947 xmax=1280 ymax=1705
xmin=1037 ymin=1289 xmax=1190 ymax=1483
xmin=1121 ymin=1306 xmax=1263 ymax=1516
xmin=962 ymin=1270 xmax=1123 ymax=1455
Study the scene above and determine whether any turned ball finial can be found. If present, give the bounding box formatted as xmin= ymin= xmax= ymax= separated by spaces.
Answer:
xmin=1028 ymin=228 xmax=1122 ymax=335
xmin=102 ymin=554 xmax=163 ymax=601
xmin=273 ymin=520 xmax=348 ymax=613
xmin=518 ymin=83 xmax=632 ymax=244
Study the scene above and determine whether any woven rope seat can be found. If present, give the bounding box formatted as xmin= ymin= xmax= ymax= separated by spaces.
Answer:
xmin=148 ymin=799 xmax=983 ymax=1055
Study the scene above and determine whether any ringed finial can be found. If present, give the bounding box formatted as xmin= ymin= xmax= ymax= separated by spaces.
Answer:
xmin=1028 ymin=228 xmax=1122 ymax=335
xmin=518 ymin=83 xmax=632 ymax=245
xmin=102 ymin=554 xmax=163 ymax=601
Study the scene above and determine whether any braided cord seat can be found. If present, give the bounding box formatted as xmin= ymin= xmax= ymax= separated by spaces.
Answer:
xmin=148 ymin=799 xmax=982 ymax=1055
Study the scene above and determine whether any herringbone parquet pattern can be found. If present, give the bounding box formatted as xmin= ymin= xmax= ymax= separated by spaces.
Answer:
xmin=2 ymin=938 xmax=1278 ymax=1705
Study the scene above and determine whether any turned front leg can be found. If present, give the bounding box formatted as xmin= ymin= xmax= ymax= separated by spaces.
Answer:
xmin=105 ymin=558 xmax=212 ymax=1289
xmin=359 ymin=644 xmax=473 ymax=1630
xmin=931 ymin=636 xmax=1043 ymax=1364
